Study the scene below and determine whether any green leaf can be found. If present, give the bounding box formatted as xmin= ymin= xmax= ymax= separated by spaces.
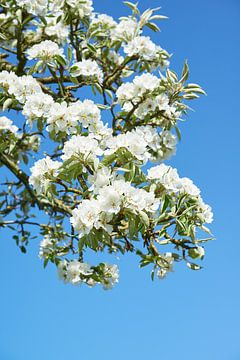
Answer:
xmin=54 ymin=55 xmax=67 ymax=67
xmin=123 ymin=1 xmax=140 ymax=15
xmin=86 ymin=43 xmax=97 ymax=53
xmin=180 ymin=61 xmax=189 ymax=84
xmin=145 ymin=22 xmax=160 ymax=32
xmin=187 ymin=262 xmax=202 ymax=271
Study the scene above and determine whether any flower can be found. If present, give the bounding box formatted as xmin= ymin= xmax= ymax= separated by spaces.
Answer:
xmin=0 ymin=116 xmax=18 ymax=134
xmin=123 ymin=36 xmax=158 ymax=60
xmin=16 ymin=0 xmax=49 ymax=16
xmin=39 ymin=235 xmax=55 ymax=258
xmin=8 ymin=75 xmax=42 ymax=103
xmin=70 ymin=59 xmax=103 ymax=83
xmin=111 ymin=18 xmax=140 ymax=42
xmin=70 ymin=199 xmax=101 ymax=237
xmin=66 ymin=260 xmax=93 ymax=285
xmin=23 ymin=93 xmax=54 ymax=123
xmin=66 ymin=0 xmax=93 ymax=17
xmin=102 ymin=264 xmax=119 ymax=290
xmin=26 ymin=40 xmax=65 ymax=61
xmin=61 ymin=135 xmax=103 ymax=164
xmin=29 ymin=156 xmax=62 ymax=194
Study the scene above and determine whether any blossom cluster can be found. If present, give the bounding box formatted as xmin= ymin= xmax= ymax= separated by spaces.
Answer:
xmin=58 ymin=260 xmax=119 ymax=290
xmin=0 ymin=116 xmax=18 ymax=135
xmin=71 ymin=178 xmax=160 ymax=238
xmin=0 ymin=0 xmax=213 ymax=289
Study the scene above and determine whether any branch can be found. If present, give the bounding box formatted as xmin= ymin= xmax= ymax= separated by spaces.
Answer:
xmin=0 ymin=152 xmax=72 ymax=215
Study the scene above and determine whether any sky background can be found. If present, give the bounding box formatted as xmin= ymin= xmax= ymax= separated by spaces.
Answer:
xmin=1 ymin=0 xmax=240 ymax=359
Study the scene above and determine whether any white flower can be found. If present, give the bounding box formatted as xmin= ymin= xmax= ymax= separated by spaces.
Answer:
xmin=61 ymin=135 xmax=103 ymax=164
xmin=88 ymin=166 xmax=112 ymax=193
xmin=8 ymin=75 xmax=42 ymax=103
xmin=157 ymin=130 xmax=177 ymax=161
xmin=26 ymin=40 xmax=64 ymax=61
xmin=66 ymin=260 xmax=93 ymax=285
xmin=157 ymin=253 xmax=174 ymax=279
xmin=133 ymin=73 xmax=160 ymax=94
xmin=175 ymin=177 xmax=200 ymax=197
xmin=29 ymin=156 xmax=62 ymax=194
xmin=0 ymin=116 xmax=18 ymax=134
xmin=70 ymin=59 xmax=103 ymax=83
xmin=147 ymin=164 xmax=180 ymax=193
xmin=66 ymin=0 xmax=93 ymax=17
xmin=102 ymin=264 xmax=119 ymax=290
xmin=194 ymin=246 xmax=205 ymax=259
xmin=91 ymin=14 xmax=117 ymax=28
xmin=16 ymin=0 xmax=49 ymax=16
xmin=111 ymin=18 xmax=140 ymax=42
xmin=0 ymin=70 xmax=18 ymax=90
xmin=116 ymin=82 xmax=137 ymax=104
xmin=123 ymin=36 xmax=158 ymax=60
xmin=46 ymin=101 xmax=84 ymax=134
xmin=44 ymin=19 xmax=69 ymax=43
xmin=135 ymin=98 xmax=158 ymax=119
xmin=71 ymin=199 xmax=101 ymax=237
xmin=39 ymin=235 xmax=55 ymax=258
xmin=107 ymin=50 xmax=124 ymax=66
xmin=105 ymin=128 xmax=150 ymax=163
xmin=23 ymin=93 xmax=54 ymax=122
xmin=155 ymin=93 xmax=169 ymax=111
xmin=57 ymin=260 xmax=68 ymax=283
xmin=70 ymin=99 xmax=101 ymax=128
xmin=116 ymin=73 xmax=160 ymax=108
xmin=198 ymin=197 xmax=213 ymax=224
xmin=97 ymin=187 xmax=122 ymax=214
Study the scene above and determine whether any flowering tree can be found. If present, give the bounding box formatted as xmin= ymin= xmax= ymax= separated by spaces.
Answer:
xmin=0 ymin=0 xmax=213 ymax=289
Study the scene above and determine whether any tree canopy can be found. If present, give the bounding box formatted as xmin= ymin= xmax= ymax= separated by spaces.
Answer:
xmin=0 ymin=0 xmax=213 ymax=289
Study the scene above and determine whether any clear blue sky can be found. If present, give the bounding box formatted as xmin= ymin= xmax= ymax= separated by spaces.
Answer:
xmin=1 ymin=0 xmax=240 ymax=359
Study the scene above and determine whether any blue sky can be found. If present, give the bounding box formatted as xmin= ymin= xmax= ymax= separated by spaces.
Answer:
xmin=1 ymin=0 xmax=240 ymax=359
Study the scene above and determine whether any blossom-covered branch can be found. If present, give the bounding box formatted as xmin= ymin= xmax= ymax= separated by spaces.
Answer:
xmin=0 ymin=0 xmax=213 ymax=289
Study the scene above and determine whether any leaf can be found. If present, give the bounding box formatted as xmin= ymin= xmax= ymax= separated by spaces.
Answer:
xmin=145 ymin=22 xmax=160 ymax=32
xmin=187 ymin=262 xmax=202 ymax=271
xmin=175 ymin=126 xmax=181 ymax=141
xmin=54 ymin=55 xmax=67 ymax=67
xmin=123 ymin=1 xmax=140 ymax=15
xmin=67 ymin=46 xmax=73 ymax=63
xmin=86 ymin=43 xmax=97 ymax=53
xmin=180 ymin=61 xmax=189 ymax=84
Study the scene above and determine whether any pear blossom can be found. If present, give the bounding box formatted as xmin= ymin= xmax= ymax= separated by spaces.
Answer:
xmin=23 ymin=93 xmax=54 ymax=122
xmin=70 ymin=59 xmax=103 ymax=83
xmin=123 ymin=36 xmax=158 ymax=60
xmin=29 ymin=156 xmax=62 ymax=194
xmin=0 ymin=116 xmax=18 ymax=134
xmin=26 ymin=40 xmax=65 ymax=61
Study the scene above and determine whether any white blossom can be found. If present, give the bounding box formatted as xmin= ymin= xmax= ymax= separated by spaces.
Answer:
xmin=26 ymin=40 xmax=64 ymax=61
xmin=111 ymin=18 xmax=140 ymax=42
xmin=23 ymin=93 xmax=54 ymax=122
xmin=71 ymin=199 xmax=101 ymax=237
xmin=102 ymin=264 xmax=119 ymax=290
xmin=66 ymin=260 xmax=93 ymax=285
xmin=70 ymin=59 xmax=103 ymax=83
xmin=123 ymin=36 xmax=158 ymax=60
xmin=16 ymin=0 xmax=49 ymax=16
xmin=29 ymin=156 xmax=62 ymax=193
xmin=0 ymin=116 xmax=18 ymax=134
xmin=198 ymin=197 xmax=213 ymax=224
xmin=66 ymin=0 xmax=93 ymax=17
xmin=91 ymin=14 xmax=117 ymax=29
xmin=8 ymin=75 xmax=42 ymax=103
xmin=61 ymin=135 xmax=103 ymax=164
xmin=88 ymin=166 xmax=112 ymax=193
xmin=39 ymin=235 xmax=55 ymax=258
